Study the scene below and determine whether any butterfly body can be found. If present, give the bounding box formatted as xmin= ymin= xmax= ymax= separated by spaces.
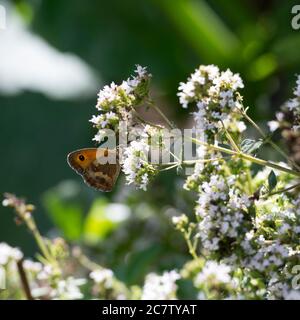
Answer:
xmin=67 ymin=148 xmax=120 ymax=192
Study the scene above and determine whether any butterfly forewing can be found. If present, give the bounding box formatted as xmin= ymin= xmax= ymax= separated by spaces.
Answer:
xmin=67 ymin=148 xmax=120 ymax=192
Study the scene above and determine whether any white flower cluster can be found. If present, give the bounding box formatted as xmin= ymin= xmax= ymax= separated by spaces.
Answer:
xmin=178 ymin=65 xmax=245 ymax=138
xmin=185 ymin=151 xmax=253 ymax=259
xmin=96 ymin=65 xmax=149 ymax=112
xmin=194 ymin=260 xmax=238 ymax=299
xmin=244 ymin=241 xmax=289 ymax=272
xmin=23 ymin=260 xmax=43 ymax=274
xmin=122 ymin=137 xmax=157 ymax=191
xmin=141 ymin=270 xmax=180 ymax=300
xmin=195 ymin=171 xmax=252 ymax=255
xmin=90 ymin=268 xmax=114 ymax=288
xmin=195 ymin=261 xmax=232 ymax=285
xmin=91 ymin=65 xmax=151 ymax=143
xmin=253 ymin=194 xmax=300 ymax=246
xmin=0 ymin=242 xmax=87 ymax=300
xmin=235 ymin=195 xmax=300 ymax=299
xmin=182 ymin=67 xmax=247 ymax=191
xmin=183 ymin=146 xmax=207 ymax=190
xmin=90 ymin=268 xmax=128 ymax=299
xmin=177 ymin=68 xmax=300 ymax=299
xmin=279 ymin=197 xmax=300 ymax=240
xmin=90 ymin=112 xmax=119 ymax=129
xmin=178 ymin=65 xmax=220 ymax=108
xmin=172 ymin=213 xmax=189 ymax=230
xmin=31 ymin=264 xmax=86 ymax=299
xmin=0 ymin=242 xmax=23 ymax=265
xmin=267 ymin=278 xmax=300 ymax=300
xmin=51 ymin=277 xmax=86 ymax=300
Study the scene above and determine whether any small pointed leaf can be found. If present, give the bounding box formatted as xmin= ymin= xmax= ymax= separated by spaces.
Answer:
xmin=268 ymin=170 xmax=277 ymax=192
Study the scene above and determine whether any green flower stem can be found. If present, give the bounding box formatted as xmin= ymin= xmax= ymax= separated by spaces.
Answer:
xmin=3 ymin=193 xmax=57 ymax=266
xmin=239 ymin=108 xmax=300 ymax=171
xmin=131 ymin=107 xmax=164 ymax=129
xmin=184 ymin=226 xmax=199 ymax=260
xmin=147 ymin=98 xmax=175 ymax=129
xmin=262 ymin=182 xmax=300 ymax=198
xmin=221 ymin=120 xmax=240 ymax=152
xmin=145 ymin=100 xmax=300 ymax=177
xmin=75 ymin=250 xmax=103 ymax=271
xmin=158 ymin=158 xmax=225 ymax=167
xmin=191 ymin=138 xmax=300 ymax=178
xmin=159 ymin=163 xmax=180 ymax=171
xmin=74 ymin=249 xmax=131 ymax=297
xmin=24 ymin=215 xmax=54 ymax=264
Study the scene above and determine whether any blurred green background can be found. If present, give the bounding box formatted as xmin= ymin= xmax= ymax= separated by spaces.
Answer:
xmin=1 ymin=0 xmax=299 ymax=288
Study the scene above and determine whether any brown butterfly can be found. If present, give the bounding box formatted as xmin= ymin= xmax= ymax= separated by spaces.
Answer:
xmin=67 ymin=148 xmax=120 ymax=192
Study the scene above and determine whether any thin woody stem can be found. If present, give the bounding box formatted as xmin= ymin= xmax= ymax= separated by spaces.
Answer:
xmin=262 ymin=182 xmax=300 ymax=198
xmin=221 ymin=120 xmax=240 ymax=152
xmin=131 ymin=107 xmax=164 ymax=129
xmin=74 ymin=249 xmax=102 ymax=271
xmin=184 ymin=226 xmax=199 ymax=260
xmin=157 ymin=157 xmax=225 ymax=167
xmin=159 ymin=163 xmax=180 ymax=171
xmin=24 ymin=216 xmax=54 ymax=264
xmin=147 ymin=98 xmax=175 ymax=129
xmin=143 ymin=100 xmax=300 ymax=178
xmin=3 ymin=194 xmax=55 ymax=265
xmin=16 ymin=259 xmax=34 ymax=300
xmin=191 ymin=138 xmax=300 ymax=178
xmin=238 ymin=108 xmax=300 ymax=171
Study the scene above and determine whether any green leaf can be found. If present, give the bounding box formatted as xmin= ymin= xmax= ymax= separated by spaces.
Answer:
xmin=268 ymin=170 xmax=277 ymax=192
xmin=42 ymin=181 xmax=85 ymax=241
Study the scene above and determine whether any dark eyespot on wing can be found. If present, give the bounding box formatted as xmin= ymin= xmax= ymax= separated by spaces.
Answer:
xmin=67 ymin=154 xmax=83 ymax=174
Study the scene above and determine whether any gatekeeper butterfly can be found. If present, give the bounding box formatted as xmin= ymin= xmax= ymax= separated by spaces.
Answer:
xmin=67 ymin=148 xmax=120 ymax=192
